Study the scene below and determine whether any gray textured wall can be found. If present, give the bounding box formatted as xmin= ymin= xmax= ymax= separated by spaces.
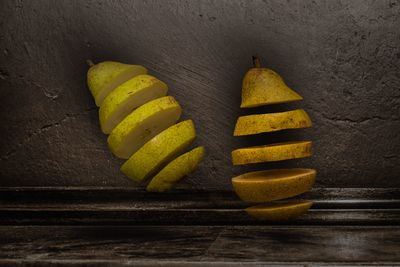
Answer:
xmin=0 ymin=0 xmax=399 ymax=189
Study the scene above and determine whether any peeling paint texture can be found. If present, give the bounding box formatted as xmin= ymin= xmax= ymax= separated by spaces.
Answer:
xmin=0 ymin=0 xmax=399 ymax=188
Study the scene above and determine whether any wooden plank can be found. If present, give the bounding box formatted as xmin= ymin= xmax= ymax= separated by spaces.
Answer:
xmin=0 ymin=226 xmax=399 ymax=265
xmin=1 ymin=187 xmax=399 ymax=225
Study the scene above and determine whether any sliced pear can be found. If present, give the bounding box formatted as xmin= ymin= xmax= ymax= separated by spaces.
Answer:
xmin=108 ymin=96 xmax=182 ymax=159
xmin=234 ymin=109 xmax=312 ymax=136
xmin=99 ymin=75 xmax=168 ymax=134
xmin=147 ymin=146 xmax=205 ymax=192
xmin=232 ymin=168 xmax=316 ymax=202
xmin=87 ymin=61 xmax=147 ymax=106
xmin=232 ymin=141 xmax=312 ymax=165
xmin=121 ymin=120 xmax=196 ymax=181
xmin=241 ymin=67 xmax=302 ymax=108
xmin=245 ymin=200 xmax=313 ymax=220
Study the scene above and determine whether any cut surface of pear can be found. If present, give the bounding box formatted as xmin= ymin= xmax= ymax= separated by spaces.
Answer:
xmin=121 ymin=120 xmax=196 ymax=181
xmin=108 ymin=96 xmax=182 ymax=159
xmin=234 ymin=109 xmax=312 ymax=136
xmin=245 ymin=200 xmax=313 ymax=220
xmin=232 ymin=141 xmax=312 ymax=165
xmin=99 ymin=75 xmax=168 ymax=134
xmin=232 ymin=168 xmax=316 ymax=202
xmin=87 ymin=61 xmax=147 ymax=106
xmin=241 ymin=68 xmax=302 ymax=108
xmin=147 ymin=146 xmax=205 ymax=192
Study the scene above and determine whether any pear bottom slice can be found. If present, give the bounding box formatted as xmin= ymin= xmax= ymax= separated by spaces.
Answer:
xmin=147 ymin=146 xmax=205 ymax=192
xmin=245 ymin=200 xmax=313 ymax=220
xmin=232 ymin=141 xmax=312 ymax=165
xmin=232 ymin=168 xmax=316 ymax=202
xmin=121 ymin=120 xmax=196 ymax=182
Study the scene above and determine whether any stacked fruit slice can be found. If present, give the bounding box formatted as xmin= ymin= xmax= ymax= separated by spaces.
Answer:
xmin=86 ymin=61 xmax=204 ymax=192
xmin=232 ymin=56 xmax=316 ymax=220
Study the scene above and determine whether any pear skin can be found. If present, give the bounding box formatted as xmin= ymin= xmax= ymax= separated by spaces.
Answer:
xmin=232 ymin=141 xmax=312 ymax=165
xmin=108 ymin=96 xmax=182 ymax=159
xmin=232 ymin=168 xmax=316 ymax=202
xmin=87 ymin=61 xmax=147 ymax=106
xmin=99 ymin=74 xmax=168 ymax=134
xmin=245 ymin=200 xmax=313 ymax=220
xmin=147 ymin=146 xmax=205 ymax=192
xmin=121 ymin=120 xmax=196 ymax=182
xmin=240 ymin=57 xmax=302 ymax=108
xmin=234 ymin=109 xmax=312 ymax=136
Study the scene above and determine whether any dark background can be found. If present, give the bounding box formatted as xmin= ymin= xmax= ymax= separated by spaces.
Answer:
xmin=0 ymin=0 xmax=399 ymax=189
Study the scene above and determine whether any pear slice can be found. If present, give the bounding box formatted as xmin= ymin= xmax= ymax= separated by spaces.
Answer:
xmin=108 ymin=96 xmax=182 ymax=159
xmin=232 ymin=141 xmax=312 ymax=165
xmin=121 ymin=120 xmax=196 ymax=181
xmin=99 ymin=75 xmax=168 ymax=134
xmin=87 ymin=61 xmax=147 ymax=106
xmin=147 ymin=146 xmax=205 ymax=192
xmin=245 ymin=200 xmax=313 ymax=220
xmin=234 ymin=109 xmax=312 ymax=136
xmin=241 ymin=57 xmax=302 ymax=108
xmin=232 ymin=168 xmax=316 ymax=202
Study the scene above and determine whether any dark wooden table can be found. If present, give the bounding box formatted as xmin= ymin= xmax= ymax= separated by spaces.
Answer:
xmin=1 ymin=0 xmax=399 ymax=265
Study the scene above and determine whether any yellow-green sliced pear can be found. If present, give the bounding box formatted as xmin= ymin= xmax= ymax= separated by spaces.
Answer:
xmin=234 ymin=109 xmax=312 ymax=136
xmin=241 ymin=57 xmax=302 ymax=108
xmin=232 ymin=168 xmax=316 ymax=202
xmin=108 ymin=96 xmax=182 ymax=159
xmin=121 ymin=120 xmax=196 ymax=181
xmin=232 ymin=141 xmax=312 ymax=165
xmin=99 ymin=75 xmax=168 ymax=134
xmin=245 ymin=201 xmax=313 ymax=220
xmin=87 ymin=61 xmax=147 ymax=106
xmin=147 ymin=146 xmax=205 ymax=192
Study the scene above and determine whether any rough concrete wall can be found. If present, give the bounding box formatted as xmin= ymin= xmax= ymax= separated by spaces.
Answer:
xmin=0 ymin=0 xmax=399 ymax=188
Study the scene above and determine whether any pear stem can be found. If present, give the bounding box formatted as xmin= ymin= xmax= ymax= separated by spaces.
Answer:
xmin=252 ymin=55 xmax=261 ymax=68
xmin=86 ymin=59 xmax=95 ymax=67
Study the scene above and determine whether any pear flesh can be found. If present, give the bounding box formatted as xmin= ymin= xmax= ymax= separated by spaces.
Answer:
xmin=147 ymin=146 xmax=205 ymax=192
xmin=234 ymin=109 xmax=312 ymax=136
xmin=232 ymin=168 xmax=316 ymax=202
xmin=245 ymin=200 xmax=313 ymax=220
xmin=241 ymin=68 xmax=302 ymax=108
xmin=121 ymin=120 xmax=196 ymax=181
xmin=232 ymin=141 xmax=312 ymax=165
xmin=99 ymin=75 xmax=168 ymax=134
xmin=87 ymin=61 xmax=147 ymax=106
xmin=108 ymin=96 xmax=182 ymax=159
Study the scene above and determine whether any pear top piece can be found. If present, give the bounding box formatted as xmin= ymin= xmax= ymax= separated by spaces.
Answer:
xmin=87 ymin=61 xmax=147 ymax=106
xmin=241 ymin=56 xmax=302 ymax=108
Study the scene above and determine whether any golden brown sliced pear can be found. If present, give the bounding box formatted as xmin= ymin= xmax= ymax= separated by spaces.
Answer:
xmin=245 ymin=200 xmax=313 ymax=220
xmin=241 ymin=57 xmax=302 ymax=108
xmin=99 ymin=74 xmax=168 ymax=134
xmin=87 ymin=61 xmax=147 ymax=106
xmin=146 ymin=146 xmax=205 ymax=192
xmin=108 ymin=96 xmax=182 ymax=159
xmin=121 ymin=120 xmax=196 ymax=181
xmin=232 ymin=141 xmax=312 ymax=165
xmin=232 ymin=168 xmax=316 ymax=202
xmin=234 ymin=109 xmax=312 ymax=136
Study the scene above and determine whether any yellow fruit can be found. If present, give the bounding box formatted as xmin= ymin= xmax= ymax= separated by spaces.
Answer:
xmin=108 ymin=96 xmax=181 ymax=159
xmin=99 ymin=75 xmax=168 ymax=134
xmin=232 ymin=168 xmax=316 ymax=202
xmin=147 ymin=146 xmax=205 ymax=192
xmin=234 ymin=109 xmax=312 ymax=136
xmin=245 ymin=200 xmax=313 ymax=220
xmin=232 ymin=141 xmax=312 ymax=165
xmin=121 ymin=120 xmax=196 ymax=181
xmin=241 ymin=58 xmax=302 ymax=108
xmin=87 ymin=61 xmax=147 ymax=106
